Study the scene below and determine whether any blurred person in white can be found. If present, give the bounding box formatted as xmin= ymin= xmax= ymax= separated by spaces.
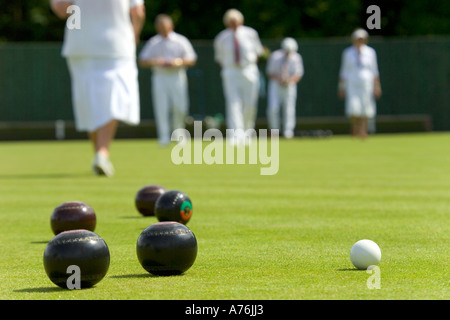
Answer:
xmin=50 ymin=0 xmax=146 ymax=176
xmin=139 ymin=14 xmax=197 ymax=146
xmin=266 ymin=37 xmax=304 ymax=139
xmin=338 ymin=28 xmax=382 ymax=139
xmin=214 ymin=9 xmax=264 ymax=145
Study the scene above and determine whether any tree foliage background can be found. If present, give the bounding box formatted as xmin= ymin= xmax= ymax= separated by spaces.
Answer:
xmin=0 ymin=0 xmax=449 ymax=42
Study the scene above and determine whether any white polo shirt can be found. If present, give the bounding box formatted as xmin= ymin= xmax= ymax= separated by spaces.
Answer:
xmin=266 ymin=49 xmax=304 ymax=80
xmin=138 ymin=31 xmax=197 ymax=73
xmin=339 ymin=44 xmax=379 ymax=84
xmin=214 ymin=25 xmax=264 ymax=69
xmin=59 ymin=0 xmax=144 ymax=58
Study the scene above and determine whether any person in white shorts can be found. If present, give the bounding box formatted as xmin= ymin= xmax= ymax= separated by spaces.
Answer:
xmin=214 ymin=9 xmax=264 ymax=144
xmin=266 ymin=37 xmax=304 ymax=139
xmin=50 ymin=0 xmax=146 ymax=176
xmin=139 ymin=14 xmax=197 ymax=146
xmin=338 ymin=28 xmax=382 ymax=139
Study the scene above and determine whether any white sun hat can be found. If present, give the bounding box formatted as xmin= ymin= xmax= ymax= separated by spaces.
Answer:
xmin=281 ymin=37 xmax=298 ymax=52
xmin=351 ymin=28 xmax=369 ymax=40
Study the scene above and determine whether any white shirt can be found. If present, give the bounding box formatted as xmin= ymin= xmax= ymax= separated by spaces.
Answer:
xmin=339 ymin=44 xmax=379 ymax=84
xmin=139 ymin=31 xmax=197 ymax=73
xmin=266 ymin=49 xmax=304 ymax=80
xmin=59 ymin=0 xmax=144 ymax=58
xmin=214 ymin=25 xmax=264 ymax=68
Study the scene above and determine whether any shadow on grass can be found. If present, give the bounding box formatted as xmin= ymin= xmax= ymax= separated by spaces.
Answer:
xmin=13 ymin=287 xmax=65 ymax=293
xmin=110 ymin=273 xmax=184 ymax=279
xmin=110 ymin=273 xmax=154 ymax=279
xmin=337 ymin=268 xmax=365 ymax=271
xmin=0 ymin=173 xmax=92 ymax=180
xmin=14 ymin=274 xmax=184 ymax=294
xmin=30 ymin=240 xmax=50 ymax=244
xmin=119 ymin=216 xmax=151 ymax=220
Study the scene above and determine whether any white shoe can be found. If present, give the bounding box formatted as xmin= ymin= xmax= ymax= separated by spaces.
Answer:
xmin=227 ymin=131 xmax=247 ymax=147
xmin=92 ymin=152 xmax=114 ymax=177
xmin=284 ymin=131 xmax=294 ymax=139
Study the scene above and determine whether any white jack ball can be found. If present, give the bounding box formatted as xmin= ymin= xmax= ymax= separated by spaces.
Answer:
xmin=350 ymin=239 xmax=381 ymax=270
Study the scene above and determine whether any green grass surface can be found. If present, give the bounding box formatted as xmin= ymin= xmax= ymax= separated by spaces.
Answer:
xmin=0 ymin=133 xmax=449 ymax=300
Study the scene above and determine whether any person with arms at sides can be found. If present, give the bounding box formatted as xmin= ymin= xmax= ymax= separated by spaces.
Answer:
xmin=338 ymin=28 xmax=382 ymax=139
xmin=50 ymin=0 xmax=146 ymax=176
xmin=214 ymin=9 xmax=264 ymax=145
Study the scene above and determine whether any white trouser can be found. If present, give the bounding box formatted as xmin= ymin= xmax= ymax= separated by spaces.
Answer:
xmin=345 ymin=78 xmax=376 ymax=118
xmin=267 ymin=79 xmax=297 ymax=137
xmin=151 ymin=70 xmax=189 ymax=145
xmin=221 ymin=65 xmax=260 ymax=132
